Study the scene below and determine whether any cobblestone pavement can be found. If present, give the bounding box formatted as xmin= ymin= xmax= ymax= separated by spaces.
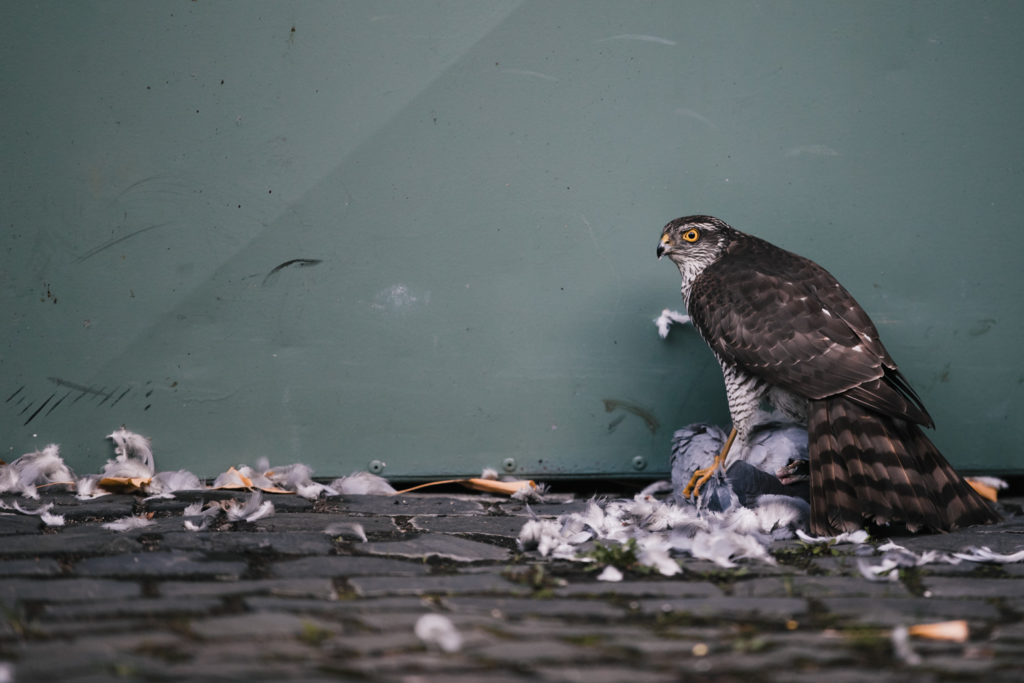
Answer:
xmin=2 ymin=489 xmax=1023 ymax=682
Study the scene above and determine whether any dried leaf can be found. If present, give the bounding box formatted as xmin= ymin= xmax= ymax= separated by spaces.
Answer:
xmin=462 ymin=478 xmax=537 ymax=496
xmin=98 ymin=476 xmax=151 ymax=493
xmin=907 ymin=620 xmax=968 ymax=642
xmin=965 ymin=478 xmax=998 ymax=502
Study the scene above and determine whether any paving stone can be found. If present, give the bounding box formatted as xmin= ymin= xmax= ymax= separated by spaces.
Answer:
xmin=334 ymin=494 xmax=485 ymax=516
xmin=0 ymin=578 xmax=142 ymax=606
xmin=820 ymin=596 xmax=1002 ymax=625
xmin=159 ymin=577 xmax=337 ymax=600
xmin=0 ymin=557 xmax=63 ymax=577
xmin=0 ymin=513 xmax=45 ymax=534
xmin=411 ymin=514 xmax=528 ymax=537
xmin=349 ymin=572 xmax=530 ymax=598
xmin=260 ymin=494 xmax=315 ymax=512
xmin=327 ymin=631 xmax=424 ymax=656
xmin=921 ymin=576 xmax=1024 ymax=598
xmin=360 ymin=533 xmax=509 ymax=562
xmin=10 ymin=631 xmax=191 ymax=680
xmin=534 ymin=665 xmax=680 ymax=683
xmin=335 ymin=652 xmax=510 ymax=680
xmin=554 ymin=579 xmax=723 ymax=598
xmin=497 ymin=499 xmax=590 ymax=517
xmin=730 ymin=575 xmax=911 ymax=598
xmin=159 ymin=530 xmax=335 ymax=555
xmin=2 ymin=483 xmax=1023 ymax=682
xmin=47 ymin=496 xmax=139 ymax=521
xmin=189 ymin=611 xmax=341 ymax=640
xmin=253 ymin=512 xmax=396 ymax=535
xmin=74 ymin=551 xmax=247 ymax=579
xmin=444 ymin=596 xmax=626 ymax=620
xmin=28 ymin=617 xmax=158 ymax=639
xmin=635 ymin=596 xmax=808 ymax=621
xmin=245 ymin=595 xmax=431 ymax=616
xmin=41 ymin=596 xmax=222 ymax=620
xmin=270 ymin=555 xmax=430 ymax=578
xmin=354 ymin=610 xmax=500 ymax=633
xmin=471 ymin=638 xmax=604 ymax=664
xmin=0 ymin=526 xmax=142 ymax=556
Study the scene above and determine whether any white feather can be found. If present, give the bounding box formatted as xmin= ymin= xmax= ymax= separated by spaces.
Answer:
xmin=654 ymin=308 xmax=691 ymax=339
xmin=106 ymin=428 xmax=155 ymax=472
xmin=324 ymin=522 xmax=367 ymax=542
xmin=224 ymin=491 xmax=275 ymax=522
xmin=0 ymin=444 xmax=75 ymax=498
xmin=891 ymin=626 xmax=922 ymax=666
xmin=75 ymin=474 xmax=109 ymax=499
xmin=145 ymin=469 xmax=203 ymax=498
xmin=952 ymin=546 xmax=1024 ymax=563
xmin=328 ymin=471 xmax=396 ymax=495
xmin=102 ymin=515 xmax=155 ymax=531
xmin=414 ymin=614 xmax=463 ymax=653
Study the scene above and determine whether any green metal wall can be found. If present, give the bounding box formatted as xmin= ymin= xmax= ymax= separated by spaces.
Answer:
xmin=3 ymin=1 xmax=1023 ymax=478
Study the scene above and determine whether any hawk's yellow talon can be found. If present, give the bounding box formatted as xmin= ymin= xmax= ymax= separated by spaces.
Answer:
xmin=682 ymin=427 xmax=737 ymax=499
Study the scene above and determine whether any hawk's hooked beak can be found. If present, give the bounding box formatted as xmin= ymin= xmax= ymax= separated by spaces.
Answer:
xmin=657 ymin=234 xmax=672 ymax=259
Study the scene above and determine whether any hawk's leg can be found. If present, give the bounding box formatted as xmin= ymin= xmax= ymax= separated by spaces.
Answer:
xmin=682 ymin=427 xmax=737 ymax=499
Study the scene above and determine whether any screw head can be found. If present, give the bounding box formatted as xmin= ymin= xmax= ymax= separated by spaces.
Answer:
xmin=631 ymin=455 xmax=647 ymax=471
xmin=368 ymin=459 xmax=386 ymax=474
xmin=502 ymin=457 xmax=517 ymax=472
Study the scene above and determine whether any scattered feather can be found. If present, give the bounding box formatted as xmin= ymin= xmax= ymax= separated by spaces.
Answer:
xmin=795 ymin=529 xmax=870 ymax=546
xmin=324 ymin=522 xmax=367 ymax=542
xmin=75 ymin=474 xmax=109 ymax=500
xmin=212 ymin=466 xmax=254 ymax=490
xmin=951 ymin=546 xmax=1024 ymax=563
xmin=223 ymin=491 xmax=275 ymax=522
xmin=102 ymin=515 xmax=156 ymax=532
xmin=857 ymin=556 xmax=901 ymax=582
xmin=101 ymin=457 xmax=154 ymax=480
xmin=12 ymin=501 xmax=66 ymax=527
xmin=891 ymin=626 xmax=922 ymax=666
xmin=145 ymin=469 xmax=204 ymax=499
xmin=0 ymin=444 xmax=75 ymax=498
xmin=182 ymin=501 xmax=221 ymax=531
xmin=329 ymin=471 xmax=397 ymax=495
xmin=511 ymin=481 xmax=547 ymax=502
xmin=597 ymin=565 xmax=624 ymax=582
xmin=414 ymin=614 xmax=463 ymax=653
xmin=654 ymin=308 xmax=691 ymax=338
xmin=479 ymin=468 xmax=499 ymax=480
xmin=41 ymin=511 xmax=65 ymax=527
xmin=106 ymin=428 xmax=155 ymax=473
xmin=265 ymin=463 xmax=337 ymax=499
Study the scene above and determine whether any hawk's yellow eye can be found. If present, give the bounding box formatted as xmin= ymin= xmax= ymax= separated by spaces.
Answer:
xmin=682 ymin=228 xmax=700 ymax=243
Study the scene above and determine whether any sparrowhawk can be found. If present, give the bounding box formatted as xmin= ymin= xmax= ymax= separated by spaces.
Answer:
xmin=657 ymin=215 xmax=1000 ymax=534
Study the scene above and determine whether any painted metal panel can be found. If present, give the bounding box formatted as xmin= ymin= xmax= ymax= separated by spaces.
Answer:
xmin=3 ymin=1 xmax=1023 ymax=477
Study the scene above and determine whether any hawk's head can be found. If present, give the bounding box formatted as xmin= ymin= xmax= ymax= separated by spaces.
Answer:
xmin=657 ymin=215 xmax=735 ymax=290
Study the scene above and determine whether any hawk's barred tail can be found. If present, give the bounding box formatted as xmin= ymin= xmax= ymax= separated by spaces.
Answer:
xmin=808 ymin=397 xmax=1000 ymax=535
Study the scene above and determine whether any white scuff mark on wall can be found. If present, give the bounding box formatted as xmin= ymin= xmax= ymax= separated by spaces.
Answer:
xmin=674 ymin=108 xmax=718 ymax=130
xmin=598 ymin=34 xmax=676 ymax=46
xmin=371 ymin=284 xmax=430 ymax=312
xmin=500 ymin=68 xmax=558 ymax=82
xmin=784 ymin=145 xmax=840 ymax=158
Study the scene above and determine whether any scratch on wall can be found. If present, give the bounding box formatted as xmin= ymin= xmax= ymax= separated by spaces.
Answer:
xmin=602 ymin=398 xmax=659 ymax=434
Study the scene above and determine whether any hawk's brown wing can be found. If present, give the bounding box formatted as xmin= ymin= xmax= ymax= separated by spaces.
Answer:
xmin=687 ymin=234 xmax=932 ymax=427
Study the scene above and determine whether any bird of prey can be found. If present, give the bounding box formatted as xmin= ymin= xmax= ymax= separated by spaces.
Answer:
xmin=657 ymin=215 xmax=1000 ymax=534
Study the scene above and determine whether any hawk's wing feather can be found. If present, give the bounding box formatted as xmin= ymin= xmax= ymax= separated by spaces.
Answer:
xmin=688 ymin=235 xmax=932 ymax=426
